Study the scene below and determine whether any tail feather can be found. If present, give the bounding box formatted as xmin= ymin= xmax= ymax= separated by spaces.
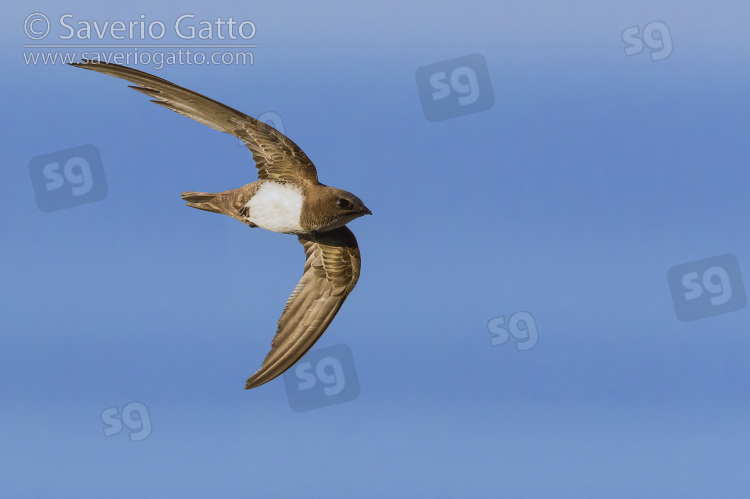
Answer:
xmin=181 ymin=182 xmax=260 ymax=227
xmin=181 ymin=191 xmax=223 ymax=213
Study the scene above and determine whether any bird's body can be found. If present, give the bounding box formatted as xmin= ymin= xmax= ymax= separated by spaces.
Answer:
xmin=182 ymin=179 xmax=370 ymax=234
xmin=243 ymin=181 xmax=305 ymax=233
xmin=69 ymin=60 xmax=370 ymax=389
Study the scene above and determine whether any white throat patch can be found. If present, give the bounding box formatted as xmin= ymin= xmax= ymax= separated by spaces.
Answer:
xmin=244 ymin=182 xmax=304 ymax=234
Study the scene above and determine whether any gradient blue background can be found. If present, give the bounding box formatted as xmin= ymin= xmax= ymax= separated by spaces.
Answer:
xmin=4 ymin=1 xmax=750 ymax=497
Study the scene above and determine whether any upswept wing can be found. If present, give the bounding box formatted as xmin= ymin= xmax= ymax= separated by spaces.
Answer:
xmin=69 ymin=60 xmax=319 ymax=184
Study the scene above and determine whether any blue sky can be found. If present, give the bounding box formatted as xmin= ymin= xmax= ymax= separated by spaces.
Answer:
xmin=3 ymin=1 xmax=750 ymax=497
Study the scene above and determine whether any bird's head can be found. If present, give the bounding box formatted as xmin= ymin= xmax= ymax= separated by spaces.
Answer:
xmin=305 ymin=186 xmax=371 ymax=232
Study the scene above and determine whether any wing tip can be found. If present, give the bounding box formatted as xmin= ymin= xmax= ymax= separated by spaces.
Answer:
xmin=68 ymin=58 xmax=105 ymax=68
xmin=67 ymin=58 xmax=91 ymax=68
xmin=245 ymin=362 xmax=289 ymax=389
xmin=244 ymin=373 xmax=270 ymax=390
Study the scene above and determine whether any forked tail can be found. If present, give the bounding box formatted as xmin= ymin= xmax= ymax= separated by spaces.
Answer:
xmin=181 ymin=191 xmax=223 ymax=213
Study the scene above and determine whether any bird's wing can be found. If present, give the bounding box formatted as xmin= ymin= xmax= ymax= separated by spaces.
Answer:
xmin=245 ymin=226 xmax=361 ymax=389
xmin=69 ymin=60 xmax=319 ymax=184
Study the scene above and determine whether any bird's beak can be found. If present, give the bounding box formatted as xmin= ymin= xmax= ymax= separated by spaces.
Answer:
xmin=362 ymin=207 xmax=372 ymax=216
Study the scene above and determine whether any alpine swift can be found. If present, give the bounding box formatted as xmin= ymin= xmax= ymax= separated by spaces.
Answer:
xmin=69 ymin=60 xmax=371 ymax=389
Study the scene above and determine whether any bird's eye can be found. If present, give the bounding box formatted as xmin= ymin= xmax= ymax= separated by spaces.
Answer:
xmin=337 ymin=198 xmax=353 ymax=210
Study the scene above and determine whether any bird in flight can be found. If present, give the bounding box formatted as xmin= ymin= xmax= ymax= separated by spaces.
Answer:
xmin=69 ymin=60 xmax=371 ymax=389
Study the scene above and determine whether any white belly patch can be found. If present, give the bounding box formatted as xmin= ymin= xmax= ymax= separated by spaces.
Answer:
xmin=244 ymin=182 xmax=304 ymax=234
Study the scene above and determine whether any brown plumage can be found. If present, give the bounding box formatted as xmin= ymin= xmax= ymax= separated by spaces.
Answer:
xmin=245 ymin=227 xmax=361 ymax=389
xmin=69 ymin=60 xmax=371 ymax=389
